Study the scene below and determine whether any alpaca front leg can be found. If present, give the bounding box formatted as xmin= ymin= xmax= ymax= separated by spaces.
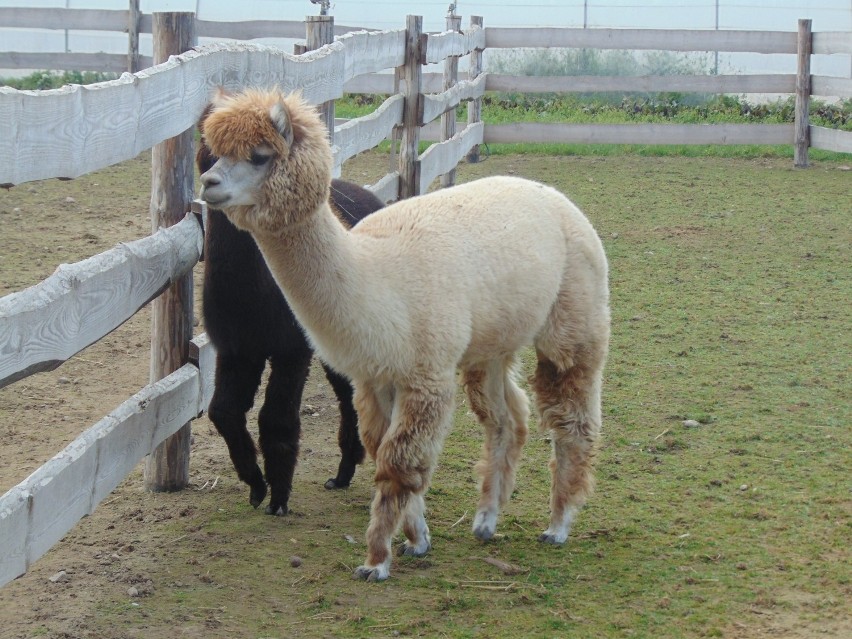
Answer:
xmin=258 ymin=354 xmax=311 ymax=515
xmin=400 ymin=493 xmax=431 ymax=557
xmin=353 ymin=486 xmax=408 ymax=582
xmin=207 ymin=352 xmax=267 ymax=508
xmin=354 ymin=384 xmax=454 ymax=582
xmin=352 ymin=382 xmax=394 ymax=460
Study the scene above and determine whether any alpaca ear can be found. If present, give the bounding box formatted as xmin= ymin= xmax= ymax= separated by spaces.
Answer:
xmin=270 ymin=100 xmax=295 ymax=149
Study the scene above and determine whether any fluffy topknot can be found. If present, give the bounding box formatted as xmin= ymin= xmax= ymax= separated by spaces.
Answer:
xmin=202 ymin=88 xmax=330 ymax=163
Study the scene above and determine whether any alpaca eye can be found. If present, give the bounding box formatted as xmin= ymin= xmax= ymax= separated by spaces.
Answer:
xmin=249 ymin=152 xmax=272 ymax=167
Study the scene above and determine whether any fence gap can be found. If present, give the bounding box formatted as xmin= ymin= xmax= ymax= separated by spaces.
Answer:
xmin=144 ymin=12 xmax=197 ymax=492
xmin=306 ymin=14 xmax=336 ymax=142
xmin=399 ymin=15 xmax=424 ymax=199
xmin=794 ymin=18 xmax=812 ymax=168
xmin=465 ymin=15 xmax=484 ymax=164
xmin=440 ymin=9 xmax=462 ymax=187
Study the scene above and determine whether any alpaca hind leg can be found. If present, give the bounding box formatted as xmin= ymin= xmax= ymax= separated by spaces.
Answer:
xmin=532 ymin=352 xmax=603 ymax=544
xmin=354 ymin=382 xmax=455 ymax=582
xmin=258 ymin=351 xmax=311 ymax=515
xmin=207 ymin=352 xmax=267 ymax=507
xmin=463 ymin=358 xmax=530 ymax=541
xmin=321 ymin=363 xmax=365 ymax=489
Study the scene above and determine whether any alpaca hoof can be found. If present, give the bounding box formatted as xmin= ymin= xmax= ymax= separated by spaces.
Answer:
xmin=472 ymin=509 xmax=497 ymax=541
xmin=538 ymin=531 xmax=568 ymax=545
xmin=249 ymin=484 xmax=267 ymax=509
xmin=473 ymin=526 xmax=494 ymax=541
xmin=398 ymin=540 xmax=431 ymax=557
xmin=265 ymin=503 xmax=288 ymax=516
xmin=353 ymin=565 xmax=389 ymax=582
xmin=324 ymin=476 xmax=350 ymax=490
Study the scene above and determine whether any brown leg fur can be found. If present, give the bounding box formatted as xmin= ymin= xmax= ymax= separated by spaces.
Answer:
xmin=354 ymin=382 xmax=454 ymax=581
xmin=531 ymin=349 xmax=603 ymax=544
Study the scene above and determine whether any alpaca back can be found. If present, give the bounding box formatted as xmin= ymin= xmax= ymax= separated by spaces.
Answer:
xmin=312 ymin=176 xmax=607 ymax=376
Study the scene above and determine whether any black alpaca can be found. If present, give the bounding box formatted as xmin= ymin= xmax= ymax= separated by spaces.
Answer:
xmin=197 ymin=111 xmax=384 ymax=515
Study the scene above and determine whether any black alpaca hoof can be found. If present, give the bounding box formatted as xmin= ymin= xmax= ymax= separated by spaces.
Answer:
xmin=265 ymin=503 xmax=288 ymax=516
xmin=324 ymin=476 xmax=351 ymax=490
xmin=249 ymin=482 xmax=267 ymax=509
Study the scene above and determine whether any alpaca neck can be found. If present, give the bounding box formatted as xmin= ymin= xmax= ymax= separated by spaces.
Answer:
xmin=251 ymin=202 xmax=377 ymax=373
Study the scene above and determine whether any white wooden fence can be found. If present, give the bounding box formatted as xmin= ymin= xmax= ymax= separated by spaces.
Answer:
xmin=1 ymin=8 xmax=851 ymax=590
xmin=1 ymin=5 xmax=851 ymax=160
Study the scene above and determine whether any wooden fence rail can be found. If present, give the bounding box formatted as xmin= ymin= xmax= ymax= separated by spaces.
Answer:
xmin=0 ymin=213 xmax=203 ymax=390
xmin=0 ymin=9 xmax=850 ymax=590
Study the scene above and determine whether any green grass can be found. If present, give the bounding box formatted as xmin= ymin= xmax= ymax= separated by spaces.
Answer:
xmin=68 ymin=152 xmax=849 ymax=638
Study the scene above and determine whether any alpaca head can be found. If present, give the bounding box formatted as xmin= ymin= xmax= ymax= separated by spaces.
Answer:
xmin=199 ymin=88 xmax=333 ymax=235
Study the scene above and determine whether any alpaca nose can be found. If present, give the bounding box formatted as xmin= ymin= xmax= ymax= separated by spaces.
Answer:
xmin=200 ymin=171 xmax=220 ymax=188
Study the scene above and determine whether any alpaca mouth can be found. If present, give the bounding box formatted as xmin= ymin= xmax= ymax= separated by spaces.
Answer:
xmin=199 ymin=187 xmax=229 ymax=207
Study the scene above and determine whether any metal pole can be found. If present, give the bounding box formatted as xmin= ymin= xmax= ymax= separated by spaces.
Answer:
xmin=64 ymin=0 xmax=70 ymax=53
xmin=714 ymin=0 xmax=719 ymax=75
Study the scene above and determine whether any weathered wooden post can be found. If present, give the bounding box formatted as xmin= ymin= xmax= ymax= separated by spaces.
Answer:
xmin=389 ymin=67 xmax=403 ymax=176
xmin=465 ymin=16 xmax=484 ymax=164
xmin=399 ymin=15 xmax=424 ymax=199
xmin=794 ymin=18 xmax=812 ymax=168
xmin=306 ymin=14 xmax=336 ymax=142
xmin=127 ymin=0 xmax=140 ymax=73
xmin=145 ymin=12 xmax=197 ymax=492
xmin=440 ymin=8 xmax=462 ymax=188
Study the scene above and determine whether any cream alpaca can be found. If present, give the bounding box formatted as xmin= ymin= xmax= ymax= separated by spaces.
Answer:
xmin=199 ymin=88 xmax=610 ymax=582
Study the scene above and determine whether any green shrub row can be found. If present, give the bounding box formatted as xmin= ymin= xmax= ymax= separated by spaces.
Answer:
xmin=340 ymin=92 xmax=850 ymax=131
xmin=0 ymin=69 xmax=119 ymax=90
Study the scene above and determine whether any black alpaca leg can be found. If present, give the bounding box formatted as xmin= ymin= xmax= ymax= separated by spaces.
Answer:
xmin=207 ymin=353 xmax=268 ymax=508
xmin=321 ymin=364 xmax=366 ymax=489
xmin=258 ymin=353 xmax=312 ymax=516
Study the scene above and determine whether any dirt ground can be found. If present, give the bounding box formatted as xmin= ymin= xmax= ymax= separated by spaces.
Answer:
xmin=0 ymin=151 xmax=392 ymax=638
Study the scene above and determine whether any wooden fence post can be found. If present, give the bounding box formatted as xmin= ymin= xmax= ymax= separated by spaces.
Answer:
xmin=306 ymin=15 xmax=336 ymax=142
xmin=389 ymin=67 xmax=403 ymax=176
xmin=440 ymin=9 xmax=462 ymax=188
xmin=127 ymin=0 xmax=140 ymax=73
xmin=466 ymin=16 xmax=484 ymax=164
xmin=145 ymin=12 xmax=197 ymax=492
xmin=399 ymin=15 xmax=424 ymax=199
xmin=794 ymin=18 xmax=812 ymax=168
